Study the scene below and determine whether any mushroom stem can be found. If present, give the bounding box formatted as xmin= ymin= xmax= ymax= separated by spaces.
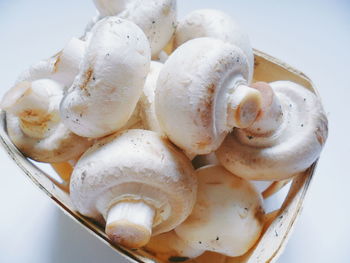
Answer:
xmin=227 ymin=84 xmax=262 ymax=129
xmin=246 ymin=82 xmax=284 ymax=135
xmin=105 ymin=201 xmax=155 ymax=248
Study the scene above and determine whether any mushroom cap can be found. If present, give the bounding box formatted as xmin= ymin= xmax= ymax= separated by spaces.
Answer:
xmin=145 ymin=231 xmax=204 ymax=261
xmin=60 ymin=17 xmax=151 ymax=138
xmin=139 ymin=61 xmax=164 ymax=134
xmin=217 ymin=81 xmax=329 ymax=180
xmin=16 ymin=38 xmax=85 ymax=89
xmin=93 ymin=0 xmax=177 ymax=57
xmin=174 ymin=9 xmax=254 ymax=83
xmin=175 ymin=165 xmax=264 ymax=257
xmin=4 ymin=79 xmax=92 ymax=163
xmin=155 ymin=37 xmax=253 ymax=155
xmin=70 ymin=129 xmax=197 ymax=235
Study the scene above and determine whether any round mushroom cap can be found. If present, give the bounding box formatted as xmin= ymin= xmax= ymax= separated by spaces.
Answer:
xmin=93 ymin=0 xmax=177 ymax=57
xmin=60 ymin=17 xmax=151 ymax=138
xmin=155 ymin=37 xmax=256 ymax=155
xmin=174 ymin=9 xmax=254 ymax=83
xmin=3 ymin=79 xmax=92 ymax=163
xmin=70 ymin=129 xmax=197 ymax=235
xmin=145 ymin=231 xmax=204 ymax=262
xmin=217 ymin=81 xmax=329 ymax=181
xmin=175 ymin=165 xmax=264 ymax=257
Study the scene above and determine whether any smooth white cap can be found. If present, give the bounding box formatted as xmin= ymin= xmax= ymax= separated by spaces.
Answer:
xmin=60 ymin=17 xmax=151 ymax=138
xmin=175 ymin=165 xmax=265 ymax=257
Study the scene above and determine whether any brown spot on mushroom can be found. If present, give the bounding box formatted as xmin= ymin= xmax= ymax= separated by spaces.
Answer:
xmin=196 ymin=84 xmax=216 ymax=127
xmin=81 ymin=171 xmax=87 ymax=183
xmin=254 ymin=205 xmax=265 ymax=225
xmin=315 ymin=113 xmax=328 ymax=146
xmin=53 ymin=51 xmax=62 ymax=73
xmin=79 ymin=68 xmax=94 ymax=90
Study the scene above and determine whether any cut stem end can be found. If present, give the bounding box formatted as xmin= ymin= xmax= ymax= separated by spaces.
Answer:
xmin=227 ymin=85 xmax=262 ymax=129
xmin=106 ymin=201 xmax=155 ymax=248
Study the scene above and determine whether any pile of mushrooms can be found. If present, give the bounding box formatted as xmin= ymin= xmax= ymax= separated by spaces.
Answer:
xmin=0 ymin=1 xmax=328 ymax=262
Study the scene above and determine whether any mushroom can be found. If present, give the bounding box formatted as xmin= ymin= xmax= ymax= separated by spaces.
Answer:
xmin=92 ymin=0 xmax=177 ymax=57
xmin=216 ymin=81 xmax=329 ymax=181
xmin=175 ymin=165 xmax=265 ymax=257
xmin=1 ymin=79 xmax=92 ymax=163
xmin=70 ymin=129 xmax=197 ymax=248
xmin=145 ymin=231 xmax=204 ymax=262
xmin=60 ymin=17 xmax=151 ymax=138
xmin=17 ymin=37 xmax=86 ymax=88
xmin=174 ymin=9 xmax=254 ymax=83
xmin=155 ymin=37 xmax=262 ymax=155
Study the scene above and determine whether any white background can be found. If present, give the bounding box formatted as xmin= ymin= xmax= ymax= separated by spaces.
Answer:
xmin=0 ymin=0 xmax=349 ymax=262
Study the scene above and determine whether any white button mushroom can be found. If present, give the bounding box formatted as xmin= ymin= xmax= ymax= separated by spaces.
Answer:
xmin=216 ymin=81 xmax=329 ymax=180
xmin=145 ymin=231 xmax=204 ymax=262
xmin=155 ymin=37 xmax=262 ymax=155
xmin=60 ymin=17 xmax=151 ymax=138
xmin=175 ymin=165 xmax=265 ymax=257
xmin=174 ymin=9 xmax=254 ymax=83
xmin=92 ymin=0 xmax=177 ymax=57
xmin=1 ymin=79 xmax=92 ymax=163
xmin=70 ymin=129 xmax=197 ymax=248
xmin=17 ymin=37 xmax=86 ymax=88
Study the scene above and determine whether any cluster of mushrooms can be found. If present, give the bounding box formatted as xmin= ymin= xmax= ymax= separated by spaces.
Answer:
xmin=1 ymin=1 xmax=328 ymax=262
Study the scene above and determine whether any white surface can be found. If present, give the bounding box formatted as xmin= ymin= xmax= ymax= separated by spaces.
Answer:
xmin=0 ymin=0 xmax=349 ymax=262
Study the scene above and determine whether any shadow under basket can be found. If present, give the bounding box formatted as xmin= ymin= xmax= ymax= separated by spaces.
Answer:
xmin=0 ymin=50 xmax=319 ymax=263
